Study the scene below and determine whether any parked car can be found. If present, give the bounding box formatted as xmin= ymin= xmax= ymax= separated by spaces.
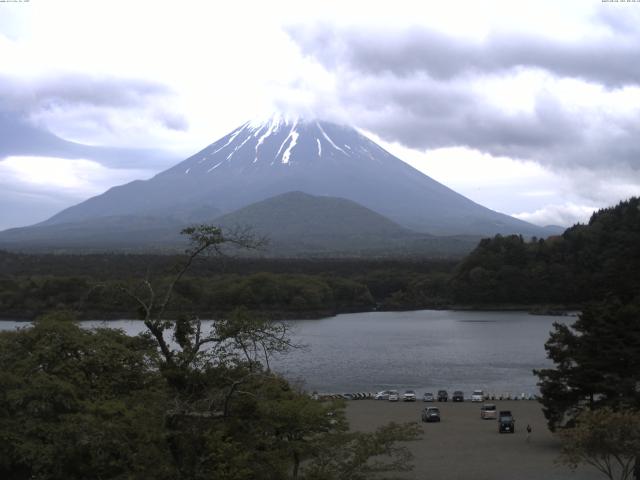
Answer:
xmin=403 ymin=390 xmax=417 ymax=402
xmin=388 ymin=390 xmax=400 ymax=402
xmin=480 ymin=403 xmax=497 ymax=420
xmin=452 ymin=390 xmax=465 ymax=402
xmin=498 ymin=410 xmax=515 ymax=433
xmin=422 ymin=407 xmax=441 ymax=423
xmin=422 ymin=392 xmax=435 ymax=402
xmin=471 ymin=390 xmax=484 ymax=402
xmin=374 ymin=390 xmax=391 ymax=400
xmin=437 ymin=390 xmax=448 ymax=402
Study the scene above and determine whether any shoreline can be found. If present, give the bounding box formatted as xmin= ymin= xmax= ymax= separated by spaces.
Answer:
xmin=0 ymin=303 xmax=582 ymax=322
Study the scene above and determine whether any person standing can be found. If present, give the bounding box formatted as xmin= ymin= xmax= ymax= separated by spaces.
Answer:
xmin=526 ymin=424 xmax=532 ymax=442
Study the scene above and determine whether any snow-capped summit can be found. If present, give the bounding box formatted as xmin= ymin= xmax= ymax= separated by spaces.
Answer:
xmin=38 ymin=117 xmax=556 ymax=237
xmin=169 ymin=116 xmax=386 ymax=175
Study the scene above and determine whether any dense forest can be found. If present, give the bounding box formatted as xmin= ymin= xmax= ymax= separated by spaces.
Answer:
xmin=0 ymin=254 xmax=454 ymax=320
xmin=450 ymin=197 xmax=640 ymax=306
xmin=1 ymin=197 xmax=638 ymax=320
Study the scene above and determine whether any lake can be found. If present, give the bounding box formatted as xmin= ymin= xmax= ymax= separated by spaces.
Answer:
xmin=0 ymin=310 xmax=572 ymax=396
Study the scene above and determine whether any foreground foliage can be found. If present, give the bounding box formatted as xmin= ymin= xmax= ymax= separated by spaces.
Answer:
xmin=0 ymin=312 xmax=170 ymax=479
xmin=0 ymin=226 xmax=420 ymax=479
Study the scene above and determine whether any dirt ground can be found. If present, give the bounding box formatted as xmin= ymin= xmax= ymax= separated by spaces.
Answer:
xmin=346 ymin=399 xmax=603 ymax=480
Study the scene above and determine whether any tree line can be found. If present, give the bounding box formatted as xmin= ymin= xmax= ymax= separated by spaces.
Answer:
xmin=0 ymin=259 xmax=453 ymax=320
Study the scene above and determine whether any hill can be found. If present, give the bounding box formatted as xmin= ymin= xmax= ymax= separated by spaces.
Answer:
xmin=449 ymin=197 xmax=640 ymax=305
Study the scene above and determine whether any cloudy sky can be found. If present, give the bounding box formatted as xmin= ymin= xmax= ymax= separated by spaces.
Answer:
xmin=1 ymin=0 xmax=639 ymax=231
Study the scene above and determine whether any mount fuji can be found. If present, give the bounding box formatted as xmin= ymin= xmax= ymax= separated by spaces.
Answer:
xmin=0 ymin=116 xmax=560 ymax=253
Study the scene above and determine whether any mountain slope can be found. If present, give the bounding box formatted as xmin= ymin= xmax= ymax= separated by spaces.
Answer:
xmin=40 ymin=116 xmax=555 ymax=237
xmin=0 ymin=215 xmax=186 ymax=251
xmin=0 ymin=191 xmax=480 ymax=256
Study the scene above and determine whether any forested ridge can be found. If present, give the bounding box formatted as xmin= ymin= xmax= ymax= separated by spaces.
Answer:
xmin=450 ymin=197 xmax=640 ymax=306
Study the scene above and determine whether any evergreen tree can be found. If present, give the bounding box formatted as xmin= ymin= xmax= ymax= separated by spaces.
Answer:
xmin=535 ymin=298 xmax=640 ymax=431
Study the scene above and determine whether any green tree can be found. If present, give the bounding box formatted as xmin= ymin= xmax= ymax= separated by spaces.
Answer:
xmin=534 ymin=299 xmax=640 ymax=431
xmin=559 ymin=408 xmax=640 ymax=480
xmin=0 ymin=311 xmax=172 ymax=480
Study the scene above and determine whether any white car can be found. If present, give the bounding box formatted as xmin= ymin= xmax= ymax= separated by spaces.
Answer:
xmin=403 ymin=390 xmax=417 ymax=402
xmin=388 ymin=390 xmax=400 ymax=402
xmin=471 ymin=390 xmax=484 ymax=402
xmin=374 ymin=390 xmax=391 ymax=400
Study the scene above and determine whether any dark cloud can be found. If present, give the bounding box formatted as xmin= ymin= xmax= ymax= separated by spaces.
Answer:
xmin=291 ymin=24 xmax=640 ymax=88
xmin=0 ymin=73 xmax=175 ymax=112
xmin=0 ymin=111 xmax=177 ymax=169
xmin=0 ymin=73 xmax=186 ymax=168
xmin=0 ymin=73 xmax=188 ymax=149
xmin=287 ymin=22 xmax=640 ymax=180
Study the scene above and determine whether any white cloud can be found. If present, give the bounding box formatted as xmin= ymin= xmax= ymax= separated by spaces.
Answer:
xmin=367 ymin=136 xmax=570 ymax=214
xmin=0 ymin=156 xmax=151 ymax=196
xmin=0 ymin=156 xmax=155 ymax=229
xmin=513 ymin=202 xmax=597 ymax=227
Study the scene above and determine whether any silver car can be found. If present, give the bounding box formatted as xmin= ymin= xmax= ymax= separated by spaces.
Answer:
xmin=403 ymin=390 xmax=417 ymax=402
xmin=471 ymin=390 xmax=484 ymax=402
xmin=374 ymin=390 xmax=391 ymax=400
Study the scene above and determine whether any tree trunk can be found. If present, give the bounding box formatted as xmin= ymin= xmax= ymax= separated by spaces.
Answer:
xmin=292 ymin=451 xmax=300 ymax=480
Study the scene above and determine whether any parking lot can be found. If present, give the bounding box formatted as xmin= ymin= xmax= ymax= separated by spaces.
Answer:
xmin=345 ymin=399 xmax=603 ymax=480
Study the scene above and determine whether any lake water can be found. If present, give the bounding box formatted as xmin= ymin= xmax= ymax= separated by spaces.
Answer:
xmin=0 ymin=310 xmax=572 ymax=396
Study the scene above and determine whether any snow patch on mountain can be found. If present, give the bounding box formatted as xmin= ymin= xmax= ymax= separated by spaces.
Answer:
xmin=282 ymin=130 xmax=299 ymax=164
xmin=276 ymin=121 xmax=299 ymax=164
xmin=227 ymin=132 xmax=253 ymax=161
xmin=254 ymin=119 xmax=280 ymax=163
xmin=316 ymin=122 xmax=348 ymax=155
xmin=210 ymin=124 xmax=245 ymax=156
xmin=207 ymin=160 xmax=223 ymax=172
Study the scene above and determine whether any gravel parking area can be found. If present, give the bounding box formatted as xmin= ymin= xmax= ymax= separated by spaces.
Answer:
xmin=346 ymin=400 xmax=602 ymax=480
